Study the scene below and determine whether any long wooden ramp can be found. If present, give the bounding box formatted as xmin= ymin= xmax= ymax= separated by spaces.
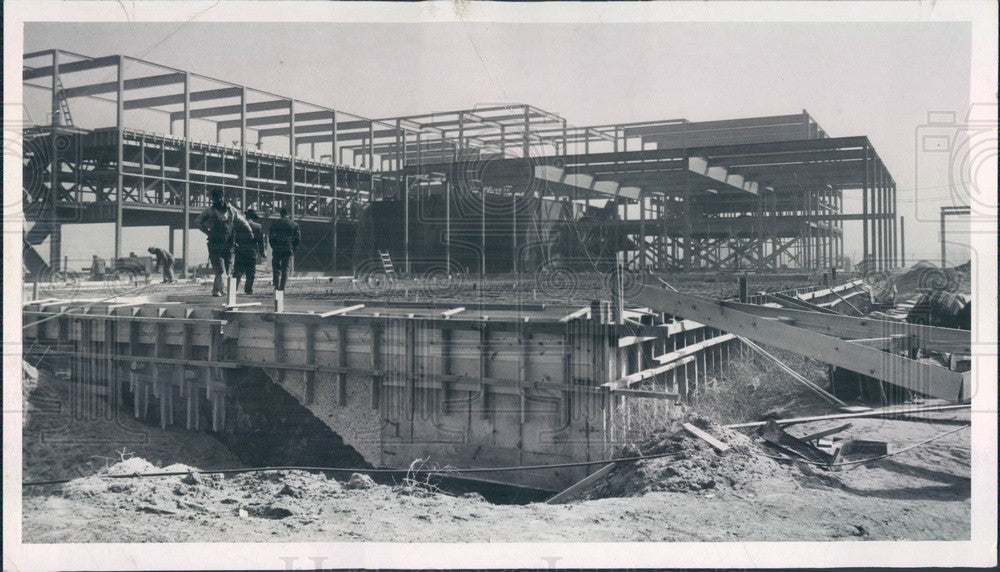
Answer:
xmin=631 ymin=285 xmax=968 ymax=402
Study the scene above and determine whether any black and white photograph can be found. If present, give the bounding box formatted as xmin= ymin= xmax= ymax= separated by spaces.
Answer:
xmin=3 ymin=1 xmax=997 ymax=569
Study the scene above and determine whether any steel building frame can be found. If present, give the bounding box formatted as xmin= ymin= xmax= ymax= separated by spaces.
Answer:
xmin=22 ymin=49 xmax=899 ymax=276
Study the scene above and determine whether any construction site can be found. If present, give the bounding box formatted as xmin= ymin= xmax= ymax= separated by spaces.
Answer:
xmin=20 ymin=48 xmax=976 ymax=543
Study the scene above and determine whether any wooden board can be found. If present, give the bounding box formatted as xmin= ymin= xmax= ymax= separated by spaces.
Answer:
xmin=717 ymin=300 xmax=970 ymax=353
xmin=632 ymin=286 xmax=966 ymax=402
xmin=682 ymin=423 xmax=730 ymax=452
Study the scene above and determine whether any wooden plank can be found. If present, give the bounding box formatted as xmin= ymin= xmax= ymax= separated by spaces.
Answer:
xmin=849 ymin=334 xmax=912 ymax=352
xmin=320 ymin=304 xmax=365 ymax=317
xmin=725 ymin=403 xmax=971 ymax=430
xmin=480 ymin=323 xmax=492 ymax=419
xmin=336 ymin=324 xmax=348 ymax=406
xmin=617 ymin=335 xmax=657 ymax=348
xmin=632 ymin=286 xmax=966 ymax=401
xmin=653 ymin=333 xmax=736 ymax=364
xmin=771 ymin=292 xmax=838 ymax=314
xmin=682 ymin=423 xmax=730 ymax=452
xmin=797 ymin=279 xmax=865 ymax=301
xmin=304 ymin=323 xmax=317 ymax=405
xmin=717 ymin=300 xmax=970 ymax=354
xmin=798 ymin=423 xmax=852 ymax=442
xmin=441 ymin=307 xmax=466 ymax=318
xmin=604 ymin=355 xmax=696 ymax=390
xmin=370 ymin=323 xmax=383 ymax=409
xmin=22 ymin=311 xmax=225 ymax=325
xmin=545 ymin=463 xmax=616 ymax=505
xmin=830 ymin=288 xmax=865 ymax=316
xmin=611 ymin=388 xmax=681 ymax=400
xmin=559 ymin=306 xmax=591 ymax=323
xmin=224 ymin=302 xmax=262 ymax=309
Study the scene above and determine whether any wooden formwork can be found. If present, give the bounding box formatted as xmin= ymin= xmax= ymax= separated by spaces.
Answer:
xmin=22 ymin=298 xmax=742 ymax=491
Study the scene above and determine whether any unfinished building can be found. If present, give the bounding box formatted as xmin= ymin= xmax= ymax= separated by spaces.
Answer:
xmin=23 ymin=49 xmax=899 ymax=277
xmin=25 ymin=50 xmax=962 ymax=495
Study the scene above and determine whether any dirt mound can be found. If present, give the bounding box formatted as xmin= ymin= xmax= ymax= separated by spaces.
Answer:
xmin=60 ymin=458 xmax=353 ymax=518
xmin=578 ymin=417 xmax=798 ymax=500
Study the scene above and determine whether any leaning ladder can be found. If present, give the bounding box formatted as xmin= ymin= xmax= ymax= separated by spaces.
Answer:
xmin=378 ymin=250 xmax=397 ymax=277
xmin=55 ymin=76 xmax=75 ymax=127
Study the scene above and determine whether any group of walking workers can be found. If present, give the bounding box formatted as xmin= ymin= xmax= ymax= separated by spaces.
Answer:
xmin=177 ymin=188 xmax=301 ymax=297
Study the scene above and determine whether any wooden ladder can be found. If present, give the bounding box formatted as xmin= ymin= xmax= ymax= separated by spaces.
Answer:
xmin=55 ymin=76 xmax=75 ymax=127
xmin=378 ymin=250 xmax=397 ymax=276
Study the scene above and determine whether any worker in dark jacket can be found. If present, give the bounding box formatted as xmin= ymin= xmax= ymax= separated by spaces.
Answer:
xmin=147 ymin=247 xmax=175 ymax=283
xmin=268 ymin=207 xmax=300 ymax=291
xmin=232 ymin=208 xmax=265 ymax=294
xmin=194 ymin=188 xmax=253 ymax=296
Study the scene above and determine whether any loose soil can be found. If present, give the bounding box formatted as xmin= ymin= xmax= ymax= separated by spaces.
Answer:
xmin=20 ymin=366 xmax=971 ymax=543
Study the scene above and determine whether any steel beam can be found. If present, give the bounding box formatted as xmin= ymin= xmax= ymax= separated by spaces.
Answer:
xmin=124 ymin=87 xmax=243 ymax=110
xmin=63 ymin=72 xmax=186 ymax=98
xmin=23 ymin=55 xmax=119 ymax=80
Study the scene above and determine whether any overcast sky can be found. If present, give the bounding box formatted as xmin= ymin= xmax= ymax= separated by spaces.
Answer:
xmin=25 ymin=21 xmax=973 ymax=267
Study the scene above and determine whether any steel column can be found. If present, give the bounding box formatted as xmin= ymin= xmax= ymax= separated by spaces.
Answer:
xmin=49 ymin=51 xmax=62 ymax=272
xmin=239 ymin=87 xmax=247 ymax=210
xmin=288 ymin=100 xmax=296 ymax=216
xmin=115 ymin=56 xmax=125 ymax=261
xmin=861 ymin=144 xmax=869 ymax=269
xmin=331 ymin=110 xmax=338 ymax=272
xmin=182 ymin=72 xmax=190 ymax=279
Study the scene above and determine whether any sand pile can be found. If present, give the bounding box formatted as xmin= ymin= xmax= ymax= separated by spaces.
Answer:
xmin=578 ymin=417 xmax=797 ymax=500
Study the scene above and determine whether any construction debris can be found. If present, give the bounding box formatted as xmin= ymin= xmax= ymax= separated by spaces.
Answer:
xmin=760 ymin=420 xmax=835 ymax=464
xmin=682 ymin=423 xmax=731 ymax=453
xmin=572 ymin=417 xmax=796 ymax=500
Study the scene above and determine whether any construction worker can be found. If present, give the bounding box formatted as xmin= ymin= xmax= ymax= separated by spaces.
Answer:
xmin=147 ymin=247 xmax=175 ymax=283
xmin=232 ymin=208 xmax=265 ymax=294
xmin=268 ymin=207 xmax=300 ymax=291
xmin=90 ymin=255 xmax=107 ymax=281
xmin=195 ymin=188 xmax=253 ymax=297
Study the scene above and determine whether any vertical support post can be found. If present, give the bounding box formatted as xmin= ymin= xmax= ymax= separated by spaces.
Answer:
xmin=522 ymin=106 xmax=530 ymax=159
xmin=49 ymin=51 xmax=63 ymax=273
xmin=639 ymin=190 xmax=646 ymax=270
xmin=875 ymin=165 xmax=882 ymax=271
xmin=861 ymin=144 xmax=869 ymax=270
xmin=404 ymin=174 xmax=410 ymax=274
xmin=900 ymin=215 xmax=906 ymax=267
xmin=479 ymin=323 xmax=491 ymax=419
xmin=288 ymin=100 xmax=296 ymax=216
xmin=336 ymin=323 xmax=348 ymax=406
xmin=240 ymin=87 xmax=247 ymax=210
xmin=368 ymin=120 xmax=375 ymax=173
xmin=370 ymin=322 xmax=382 ymax=409
xmin=331 ymin=110 xmax=338 ymax=273
xmin=114 ymin=56 xmax=125 ymax=261
xmin=304 ymin=323 xmax=317 ymax=405
xmin=182 ymin=72 xmax=191 ymax=279
xmin=512 ymin=177 xmax=518 ymax=274
xmin=445 ymin=179 xmax=451 ymax=271
xmin=940 ymin=207 xmax=947 ymax=268
xmin=891 ymin=180 xmax=898 ymax=268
